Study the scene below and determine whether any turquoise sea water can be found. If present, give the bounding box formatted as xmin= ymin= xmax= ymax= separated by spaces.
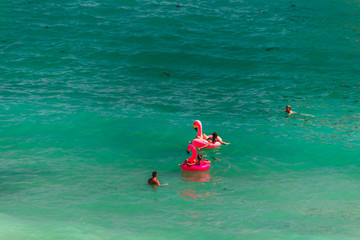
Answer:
xmin=1 ymin=0 xmax=360 ymax=239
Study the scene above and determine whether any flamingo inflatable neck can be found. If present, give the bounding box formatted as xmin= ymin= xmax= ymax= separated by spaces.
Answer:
xmin=194 ymin=120 xmax=203 ymax=138
xmin=187 ymin=144 xmax=197 ymax=163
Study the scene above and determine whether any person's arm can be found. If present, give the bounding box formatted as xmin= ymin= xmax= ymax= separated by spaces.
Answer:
xmin=179 ymin=159 xmax=185 ymax=166
xmin=154 ymin=179 xmax=160 ymax=186
xmin=180 ymin=159 xmax=189 ymax=166
xmin=285 ymin=110 xmax=296 ymax=115
xmin=217 ymin=138 xmax=230 ymax=145
xmin=198 ymin=141 xmax=211 ymax=150
xmin=298 ymin=113 xmax=314 ymax=117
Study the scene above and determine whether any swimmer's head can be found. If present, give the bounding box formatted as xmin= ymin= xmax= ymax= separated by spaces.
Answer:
xmin=285 ymin=105 xmax=291 ymax=112
xmin=152 ymin=171 xmax=157 ymax=178
xmin=197 ymin=154 xmax=202 ymax=160
xmin=210 ymin=132 xmax=218 ymax=142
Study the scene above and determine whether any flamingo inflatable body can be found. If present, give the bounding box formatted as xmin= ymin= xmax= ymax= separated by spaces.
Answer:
xmin=191 ymin=120 xmax=222 ymax=149
xmin=180 ymin=144 xmax=211 ymax=171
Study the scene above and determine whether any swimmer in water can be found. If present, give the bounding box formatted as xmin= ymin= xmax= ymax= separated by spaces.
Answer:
xmin=148 ymin=171 xmax=160 ymax=186
xmin=285 ymin=105 xmax=296 ymax=115
xmin=284 ymin=105 xmax=314 ymax=117
xmin=198 ymin=132 xmax=230 ymax=150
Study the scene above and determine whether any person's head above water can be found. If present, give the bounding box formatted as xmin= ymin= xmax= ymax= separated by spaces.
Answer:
xmin=285 ymin=105 xmax=291 ymax=112
xmin=148 ymin=171 xmax=160 ymax=186
xmin=212 ymin=132 xmax=218 ymax=141
xmin=196 ymin=154 xmax=202 ymax=165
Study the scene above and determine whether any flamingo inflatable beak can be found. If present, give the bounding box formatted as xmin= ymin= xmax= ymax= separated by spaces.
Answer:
xmin=194 ymin=125 xmax=198 ymax=132
xmin=187 ymin=150 xmax=190 ymax=154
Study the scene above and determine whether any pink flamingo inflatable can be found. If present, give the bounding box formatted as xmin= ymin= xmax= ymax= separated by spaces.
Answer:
xmin=192 ymin=120 xmax=222 ymax=149
xmin=180 ymin=144 xmax=211 ymax=171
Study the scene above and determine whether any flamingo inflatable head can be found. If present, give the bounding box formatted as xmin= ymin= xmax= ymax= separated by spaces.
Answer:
xmin=186 ymin=144 xmax=197 ymax=163
xmin=193 ymin=120 xmax=202 ymax=138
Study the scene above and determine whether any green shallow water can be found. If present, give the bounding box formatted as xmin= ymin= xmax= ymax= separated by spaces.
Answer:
xmin=1 ymin=0 xmax=360 ymax=239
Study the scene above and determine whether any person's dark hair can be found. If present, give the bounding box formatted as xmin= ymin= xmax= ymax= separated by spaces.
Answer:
xmin=196 ymin=154 xmax=202 ymax=165
xmin=212 ymin=132 xmax=218 ymax=142
xmin=152 ymin=171 xmax=157 ymax=178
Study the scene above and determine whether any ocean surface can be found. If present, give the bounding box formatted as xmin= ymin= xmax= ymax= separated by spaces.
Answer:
xmin=1 ymin=0 xmax=360 ymax=239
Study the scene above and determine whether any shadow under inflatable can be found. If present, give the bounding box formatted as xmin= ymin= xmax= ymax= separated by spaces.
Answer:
xmin=181 ymin=170 xmax=211 ymax=183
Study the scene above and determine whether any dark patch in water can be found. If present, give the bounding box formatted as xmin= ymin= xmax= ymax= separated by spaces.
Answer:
xmin=266 ymin=47 xmax=278 ymax=51
xmin=176 ymin=5 xmax=181 ymax=7
xmin=163 ymin=72 xmax=170 ymax=77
